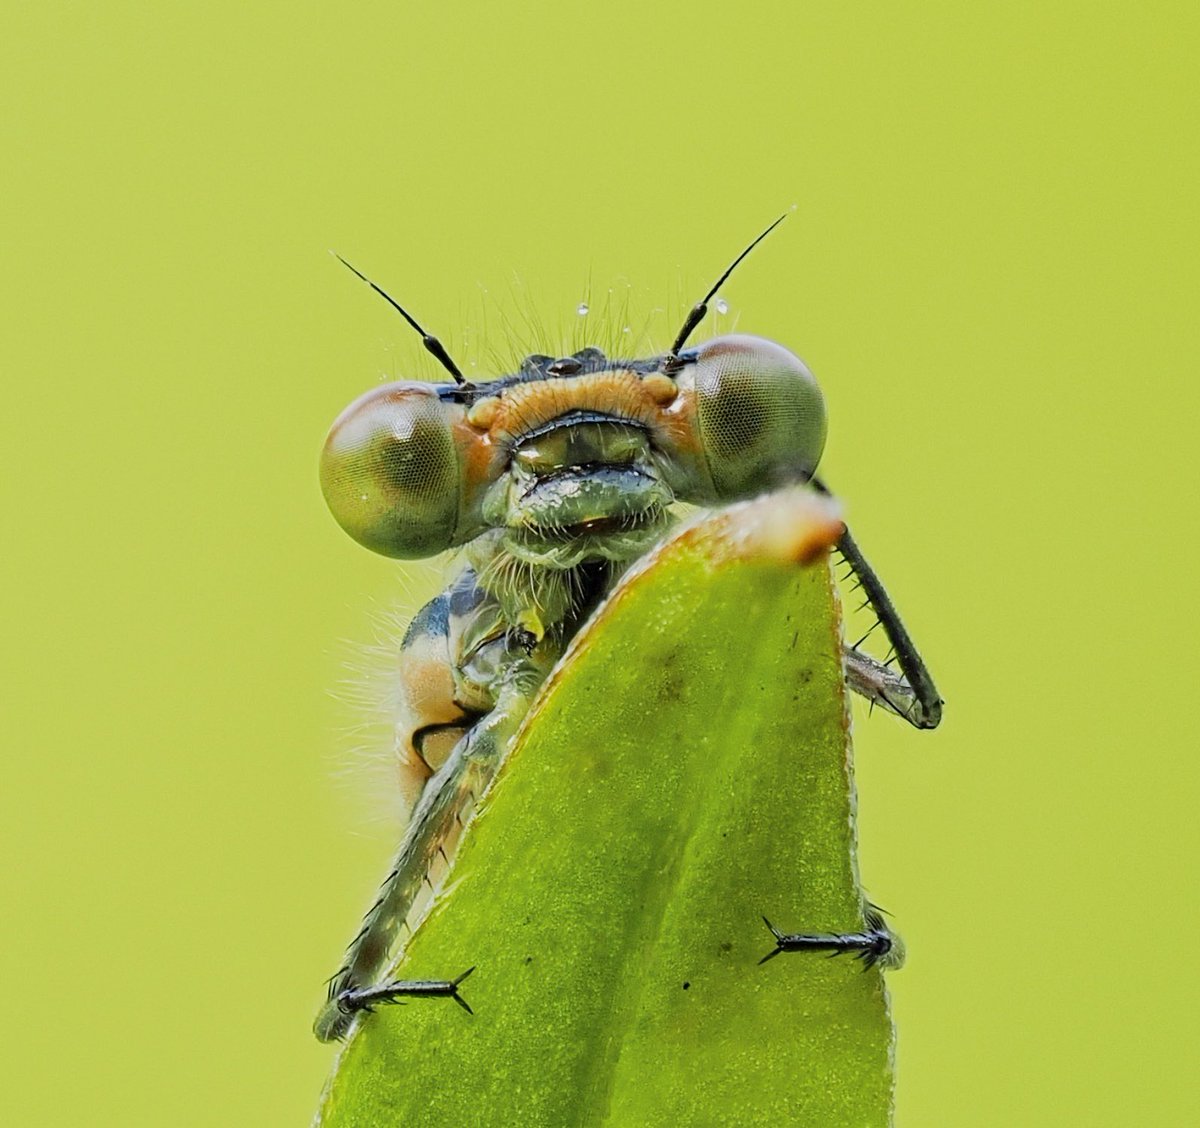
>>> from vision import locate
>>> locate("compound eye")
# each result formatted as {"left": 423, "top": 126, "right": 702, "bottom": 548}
{"left": 690, "top": 334, "right": 827, "bottom": 499}
{"left": 319, "top": 383, "right": 462, "bottom": 558}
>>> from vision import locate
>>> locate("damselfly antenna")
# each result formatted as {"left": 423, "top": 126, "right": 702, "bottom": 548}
{"left": 668, "top": 213, "right": 788, "bottom": 358}
{"left": 333, "top": 253, "right": 469, "bottom": 386}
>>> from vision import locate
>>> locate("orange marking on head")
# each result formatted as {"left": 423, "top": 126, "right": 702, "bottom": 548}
{"left": 488, "top": 370, "right": 665, "bottom": 444}
{"left": 467, "top": 396, "right": 500, "bottom": 429}
{"left": 641, "top": 373, "right": 679, "bottom": 405}
{"left": 452, "top": 413, "right": 505, "bottom": 506}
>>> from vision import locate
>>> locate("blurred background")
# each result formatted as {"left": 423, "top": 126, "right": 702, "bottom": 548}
{"left": 4, "top": 2, "right": 1197, "bottom": 1124}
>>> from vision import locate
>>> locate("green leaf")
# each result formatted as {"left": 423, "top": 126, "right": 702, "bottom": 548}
{"left": 316, "top": 489, "right": 895, "bottom": 1126}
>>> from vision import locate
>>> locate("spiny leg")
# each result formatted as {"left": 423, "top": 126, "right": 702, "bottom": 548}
{"left": 812, "top": 475, "right": 943, "bottom": 730}
{"left": 314, "top": 739, "right": 488, "bottom": 1041}
{"left": 759, "top": 906, "right": 903, "bottom": 971}
{"left": 314, "top": 672, "right": 543, "bottom": 1043}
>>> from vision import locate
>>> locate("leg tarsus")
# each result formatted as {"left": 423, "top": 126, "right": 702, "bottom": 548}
{"left": 336, "top": 966, "right": 476, "bottom": 1018}
{"left": 758, "top": 916, "right": 786, "bottom": 964}
{"left": 450, "top": 966, "right": 475, "bottom": 1014}
{"left": 758, "top": 907, "right": 902, "bottom": 971}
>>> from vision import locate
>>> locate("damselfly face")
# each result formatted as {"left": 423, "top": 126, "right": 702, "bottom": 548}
{"left": 320, "top": 334, "right": 827, "bottom": 573}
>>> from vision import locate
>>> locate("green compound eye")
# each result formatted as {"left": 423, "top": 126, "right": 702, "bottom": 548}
{"left": 689, "top": 334, "right": 827, "bottom": 500}
{"left": 320, "top": 382, "right": 462, "bottom": 558}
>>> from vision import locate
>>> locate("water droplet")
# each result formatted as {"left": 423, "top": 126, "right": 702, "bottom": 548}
{"left": 715, "top": 298, "right": 729, "bottom": 315}
{"left": 576, "top": 302, "right": 589, "bottom": 316}
{"left": 622, "top": 326, "right": 631, "bottom": 334}
{"left": 359, "top": 493, "right": 368, "bottom": 501}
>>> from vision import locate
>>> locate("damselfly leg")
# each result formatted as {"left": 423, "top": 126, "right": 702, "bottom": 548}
{"left": 813, "top": 477, "right": 943, "bottom": 730}
{"left": 759, "top": 906, "right": 904, "bottom": 971}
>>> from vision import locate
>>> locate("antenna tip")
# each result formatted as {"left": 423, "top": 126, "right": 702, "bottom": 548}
{"left": 331, "top": 252, "right": 369, "bottom": 285}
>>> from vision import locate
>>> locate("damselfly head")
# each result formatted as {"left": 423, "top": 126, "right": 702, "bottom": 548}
{"left": 321, "top": 219, "right": 826, "bottom": 566}
{"left": 320, "top": 334, "right": 826, "bottom": 562}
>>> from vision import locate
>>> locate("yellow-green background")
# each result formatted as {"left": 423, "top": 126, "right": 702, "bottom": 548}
{"left": 4, "top": 3, "right": 1196, "bottom": 1125}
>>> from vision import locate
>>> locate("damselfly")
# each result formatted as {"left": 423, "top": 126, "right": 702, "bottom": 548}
{"left": 314, "top": 218, "right": 941, "bottom": 1041}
